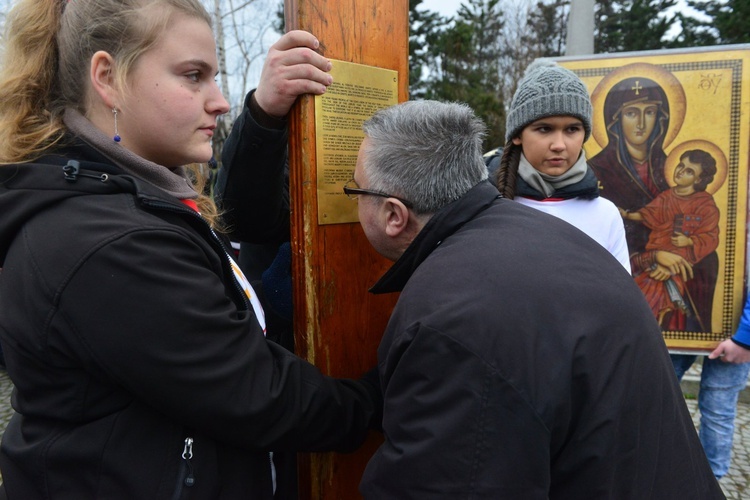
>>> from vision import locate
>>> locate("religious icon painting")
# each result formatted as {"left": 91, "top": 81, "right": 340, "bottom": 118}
{"left": 558, "top": 45, "right": 750, "bottom": 353}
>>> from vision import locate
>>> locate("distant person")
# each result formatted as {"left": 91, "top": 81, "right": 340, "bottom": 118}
{"left": 0, "top": 0, "right": 380, "bottom": 498}
{"left": 347, "top": 100, "right": 722, "bottom": 499}
{"left": 673, "top": 295, "right": 750, "bottom": 479}
{"left": 487, "top": 60, "right": 630, "bottom": 272}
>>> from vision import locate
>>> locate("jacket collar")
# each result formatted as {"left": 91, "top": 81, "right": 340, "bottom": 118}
{"left": 0, "top": 140, "right": 189, "bottom": 266}
{"left": 35, "top": 138, "right": 188, "bottom": 204}
{"left": 370, "top": 180, "right": 501, "bottom": 294}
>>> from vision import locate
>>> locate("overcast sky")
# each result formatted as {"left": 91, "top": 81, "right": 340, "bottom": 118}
{"left": 420, "top": 0, "right": 466, "bottom": 17}
{"left": 419, "top": 0, "right": 697, "bottom": 19}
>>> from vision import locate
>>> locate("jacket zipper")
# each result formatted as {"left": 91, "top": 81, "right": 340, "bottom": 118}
{"left": 148, "top": 199, "right": 275, "bottom": 493}
{"left": 270, "top": 451, "right": 276, "bottom": 494}
{"left": 182, "top": 437, "right": 195, "bottom": 487}
{"left": 171, "top": 437, "right": 195, "bottom": 500}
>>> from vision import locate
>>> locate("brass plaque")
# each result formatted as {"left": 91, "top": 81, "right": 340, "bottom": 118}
{"left": 314, "top": 60, "right": 398, "bottom": 225}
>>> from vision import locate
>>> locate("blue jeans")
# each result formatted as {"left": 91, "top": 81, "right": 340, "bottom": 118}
{"left": 671, "top": 354, "right": 750, "bottom": 478}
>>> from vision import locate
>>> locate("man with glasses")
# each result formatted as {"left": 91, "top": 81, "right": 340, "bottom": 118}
{"left": 344, "top": 179, "right": 414, "bottom": 208}
{"left": 350, "top": 100, "right": 722, "bottom": 499}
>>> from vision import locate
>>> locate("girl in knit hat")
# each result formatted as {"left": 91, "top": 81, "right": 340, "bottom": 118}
{"left": 487, "top": 59, "right": 631, "bottom": 272}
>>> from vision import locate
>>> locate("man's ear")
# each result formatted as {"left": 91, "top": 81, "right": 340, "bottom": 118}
{"left": 90, "top": 51, "right": 118, "bottom": 109}
{"left": 384, "top": 199, "right": 410, "bottom": 238}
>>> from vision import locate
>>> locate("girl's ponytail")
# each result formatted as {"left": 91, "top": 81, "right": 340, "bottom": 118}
{"left": 0, "top": 0, "right": 65, "bottom": 163}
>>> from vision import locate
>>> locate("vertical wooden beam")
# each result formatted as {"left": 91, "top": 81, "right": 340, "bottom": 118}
{"left": 283, "top": 1, "right": 408, "bottom": 498}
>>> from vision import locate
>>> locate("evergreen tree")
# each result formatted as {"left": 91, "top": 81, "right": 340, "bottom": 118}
{"left": 620, "top": 0, "right": 676, "bottom": 50}
{"left": 409, "top": 0, "right": 444, "bottom": 99}
{"left": 673, "top": 0, "right": 750, "bottom": 46}
{"left": 595, "top": 0, "right": 678, "bottom": 52}
{"left": 423, "top": 0, "right": 506, "bottom": 149}
{"left": 595, "top": 0, "right": 624, "bottom": 52}
{"left": 525, "top": 0, "right": 568, "bottom": 57}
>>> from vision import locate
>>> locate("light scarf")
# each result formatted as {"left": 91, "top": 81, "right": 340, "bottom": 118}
{"left": 518, "top": 150, "right": 589, "bottom": 199}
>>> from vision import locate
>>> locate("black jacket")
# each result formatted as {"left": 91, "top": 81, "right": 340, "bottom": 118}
{"left": 214, "top": 90, "right": 290, "bottom": 283}
{"left": 360, "top": 181, "right": 724, "bottom": 499}
{"left": 215, "top": 91, "right": 290, "bottom": 246}
{"left": 0, "top": 140, "right": 380, "bottom": 499}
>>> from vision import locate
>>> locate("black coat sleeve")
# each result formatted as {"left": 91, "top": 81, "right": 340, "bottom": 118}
{"left": 214, "top": 90, "right": 290, "bottom": 245}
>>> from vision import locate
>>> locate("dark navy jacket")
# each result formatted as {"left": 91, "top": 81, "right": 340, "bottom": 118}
{"left": 360, "top": 181, "right": 723, "bottom": 499}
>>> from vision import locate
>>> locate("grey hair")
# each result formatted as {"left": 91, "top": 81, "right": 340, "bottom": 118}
{"left": 361, "top": 100, "right": 488, "bottom": 215}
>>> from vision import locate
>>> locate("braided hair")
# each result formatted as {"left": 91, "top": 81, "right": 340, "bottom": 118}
{"left": 494, "top": 142, "right": 522, "bottom": 200}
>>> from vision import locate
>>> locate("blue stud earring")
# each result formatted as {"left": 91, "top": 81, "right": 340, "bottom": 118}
{"left": 112, "top": 107, "right": 121, "bottom": 143}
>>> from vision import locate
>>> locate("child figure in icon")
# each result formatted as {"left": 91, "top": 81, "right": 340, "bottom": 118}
{"left": 621, "top": 149, "right": 719, "bottom": 331}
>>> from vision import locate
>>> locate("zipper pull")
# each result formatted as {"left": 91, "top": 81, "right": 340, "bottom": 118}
{"left": 182, "top": 437, "right": 195, "bottom": 487}
{"left": 62, "top": 160, "right": 109, "bottom": 183}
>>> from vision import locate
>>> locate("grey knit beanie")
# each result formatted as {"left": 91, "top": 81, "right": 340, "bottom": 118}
{"left": 505, "top": 59, "right": 592, "bottom": 143}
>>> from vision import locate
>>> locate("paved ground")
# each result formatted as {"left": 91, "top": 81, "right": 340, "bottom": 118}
{"left": 0, "top": 368, "right": 744, "bottom": 496}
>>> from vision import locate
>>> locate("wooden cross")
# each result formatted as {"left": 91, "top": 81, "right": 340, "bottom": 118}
{"left": 284, "top": 0, "right": 408, "bottom": 498}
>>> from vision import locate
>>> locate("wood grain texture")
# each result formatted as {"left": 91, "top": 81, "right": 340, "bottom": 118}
{"left": 283, "top": 0, "right": 408, "bottom": 498}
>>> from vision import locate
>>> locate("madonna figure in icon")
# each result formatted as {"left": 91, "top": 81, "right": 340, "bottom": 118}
{"left": 589, "top": 76, "right": 672, "bottom": 253}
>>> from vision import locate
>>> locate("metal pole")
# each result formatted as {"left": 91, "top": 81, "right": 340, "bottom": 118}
{"left": 565, "top": 0, "right": 595, "bottom": 55}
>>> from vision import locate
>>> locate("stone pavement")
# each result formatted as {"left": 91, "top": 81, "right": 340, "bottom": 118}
{"left": 0, "top": 369, "right": 745, "bottom": 496}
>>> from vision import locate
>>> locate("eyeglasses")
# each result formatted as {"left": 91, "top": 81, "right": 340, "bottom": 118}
{"left": 343, "top": 179, "right": 413, "bottom": 208}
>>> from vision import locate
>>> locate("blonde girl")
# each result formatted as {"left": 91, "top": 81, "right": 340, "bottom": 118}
{"left": 0, "top": 0, "right": 380, "bottom": 497}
